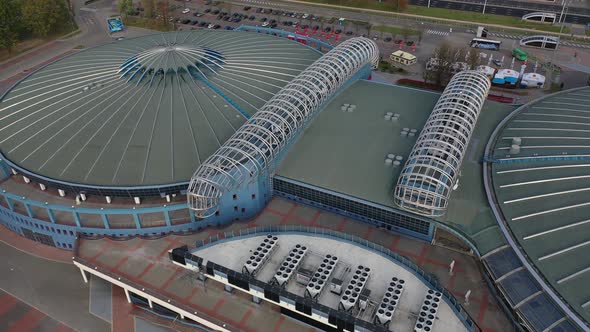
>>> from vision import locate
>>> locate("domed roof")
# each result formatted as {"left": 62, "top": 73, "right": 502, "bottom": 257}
{"left": 0, "top": 31, "right": 321, "bottom": 188}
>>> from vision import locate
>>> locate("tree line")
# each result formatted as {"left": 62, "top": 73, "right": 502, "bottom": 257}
{"left": 0, "top": 0, "right": 74, "bottom": 53}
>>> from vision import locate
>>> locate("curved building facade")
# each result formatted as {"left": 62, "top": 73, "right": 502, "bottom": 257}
{"left": 394, "top": 71, "right": 490, "bottom": 217}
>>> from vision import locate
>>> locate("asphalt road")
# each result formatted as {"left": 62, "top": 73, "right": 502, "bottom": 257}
{"left": 411, "top": 0, "right": 590, "bottom": 25}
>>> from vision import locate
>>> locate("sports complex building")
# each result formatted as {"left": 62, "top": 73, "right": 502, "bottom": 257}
{"left": 1, "top": 28, "right": 590, "bottom": 332}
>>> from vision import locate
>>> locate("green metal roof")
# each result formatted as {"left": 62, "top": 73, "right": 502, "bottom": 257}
{"left": 490, "top": 87, "right": 590, "bottom": 323}
{"left": 277, "top": 80, "right": 516, "bottom": 254}
{"left": 0, "top": 31, "right": 320, "bottom": 187}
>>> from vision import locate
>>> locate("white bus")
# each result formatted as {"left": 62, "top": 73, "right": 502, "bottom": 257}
{"left": 470, "top": 38, "right": 502, "bottom": 51}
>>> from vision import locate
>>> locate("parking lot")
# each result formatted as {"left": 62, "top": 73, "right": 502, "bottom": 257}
{"left": 131, "top": 0, "right": 417, "bottom": 57}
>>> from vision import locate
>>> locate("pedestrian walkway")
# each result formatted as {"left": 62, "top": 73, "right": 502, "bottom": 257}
{"left": 426, "top": 29, "right": 450, "bottom": 36}
{"left": 0, "top": 289, "right": 76, "bottom": 332}
{"left": 75, "top": 197, "right": 515, "bottom": 332}
{"left": 0, "top": 224, "right": 71, "bottom": 263}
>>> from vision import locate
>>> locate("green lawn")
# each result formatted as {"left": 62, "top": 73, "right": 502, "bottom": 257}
{"left": 297, "top": 0, "right": 569, "bottom": 34}
{"left": 124, "top": 16, "right": 173, "bottom": 32}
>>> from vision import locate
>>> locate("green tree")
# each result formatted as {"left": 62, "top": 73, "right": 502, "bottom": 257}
{"left": 467, "top": 50, "right": 480, "bottom": 69}
{"left": 0, "top": 0, "right": 22, "bottom": 53}
{"left": 397, "top": 0, "right": 408, "bottom": 12}
{"left": 118, "top": 0, "right": 133, "bottom": 17}
{"left": 141, "top": 0, "right": 155, "bottom": 18}
{"left": 22, "top": 0, "right": 69, "bottom": 37}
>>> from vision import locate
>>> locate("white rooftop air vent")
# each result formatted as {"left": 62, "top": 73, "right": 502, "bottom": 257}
{"left": 305, "top": 254, "right": 338, "bottom": 300}
{"left": 242, "top": 235, "right": 278, "bottom": 276}
{"left": 272, "top": 244, "right": 308, "bottom": 288}
{"left": 374, "top": 276, "right": 405, "bottom": 327}
{"left": 338, "top": 265, "right": 371, "bottom": 312}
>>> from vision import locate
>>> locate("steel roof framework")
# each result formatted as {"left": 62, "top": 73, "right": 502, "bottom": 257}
{"left": 394, "top": 71, "right": 491, "bottom": 217}
{"left": 188, "top": 37, "right": 379, "bottom": 217}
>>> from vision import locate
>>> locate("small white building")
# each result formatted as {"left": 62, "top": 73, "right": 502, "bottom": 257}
{"left": 520, "top": 73, "right": 545, "bottom": 88}
{"left": 390, "top": 51, "right": 417, "bottom": 66}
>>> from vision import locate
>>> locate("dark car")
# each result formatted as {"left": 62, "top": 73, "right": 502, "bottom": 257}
{"left": 213, "top": 24, "right": 221, "bottom": 29}
{"left": 243, "top": 6, "right": 251, "bottom": 11}
{"left": 249, "top": 15, "right": 255, "bottom": 20}
{"left": 225, "top": 25, "right": 233, "bottom": 30}
{"left": 191, "top": 20, "right": 198, "bottom": 25}
{"left": 270, "top": 23, "right": 277, "bottom": 28}
{"left": 345, "top": 31, "right": 353, "bottom": 35}
{"left": 394, "top": 39, "right": 403, "bottom": 44}
{"left": 324, "top": 27, "right": 331, "bottom": 32}
{"left": 406, "top": 41, "right": 414, "bottom": 46}
{"left": 199, "top": 21, "right": 208, "bottom": 26}
{"left": 212, "top": 9, "right": 220, "bottom": 14}
{"left": 335, "top": 29, "right": 342, "bottom": 34}
{"left": 224, "top": 16, "right": 230, "bottom": 21}
{"left": 233, "top": 18, "right": 241, "bottom": 23}
{"left": 270, "top": 19, "right": 276, "bottom": 24}
{"left": 384, "top": 36, "right": 392, "bottom": 42}
{"left": 255, "top": 8, "right": 262, "bottom": 13}
{"left": 217, "top": 14, "right": 223, "bottom": 19}
{"left": 260, "top": 17, "right": 267, "bottom": 22}
{"left": 312, "top": 25, "right": 319, "bottom": 30}
{"left": 204, "top": 8, "right": 211, "bottom": 13}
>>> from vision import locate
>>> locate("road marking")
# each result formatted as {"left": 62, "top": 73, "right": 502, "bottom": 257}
{"left": 426, "top": 29, "right": 449, "bottom": 36}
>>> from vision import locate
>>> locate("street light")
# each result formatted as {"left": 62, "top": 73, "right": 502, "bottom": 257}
{"left": 482, "top": 0, "right": 488, "bottom": 15}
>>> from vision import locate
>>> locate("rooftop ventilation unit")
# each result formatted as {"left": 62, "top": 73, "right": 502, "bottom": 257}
{"left": 305, "top": 254, "right": 338, "bottom": 300}
{"left": 414, "top": 289, "right": 442, "bottom": 332}
{"left": 271, "top": 244, "right": 308, "bottom": 288}
{"left": 374, "top": 277, "right": 406, "bottom": 328}
{"left": 242, "top": 235, "right": 278, "bottom": 277}
{"left": 338, "top": 265, "right": 371, "bottom": 312}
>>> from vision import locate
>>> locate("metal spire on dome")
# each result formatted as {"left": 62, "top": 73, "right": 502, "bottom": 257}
{"left": 187, "top": 37, "right": 379, "bottom": 217}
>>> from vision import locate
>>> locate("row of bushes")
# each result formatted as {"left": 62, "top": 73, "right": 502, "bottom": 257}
{"left": 378, "top": 60, "right": 406, "bottom": 74}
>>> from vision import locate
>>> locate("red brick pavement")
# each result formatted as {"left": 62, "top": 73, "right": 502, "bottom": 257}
{"left": 0, "top": 225, "right": 71, "bottom": 263}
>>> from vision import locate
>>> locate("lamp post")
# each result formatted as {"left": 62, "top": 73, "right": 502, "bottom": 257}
{"left": 482, "top": 0, "right": 488, "bottom": 14}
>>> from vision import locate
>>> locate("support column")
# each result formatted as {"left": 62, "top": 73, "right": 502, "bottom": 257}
{"left": 24, "top": 203, "right": 34, "bottom": 218}
{"left": 180, "top": 313, "right": 185, "bottom": 319}
{"left": 72, "top": 211, "right": 82, "bottom": 227}
{"left": 124, "top": 288, "right": 132, "bottom": 303}
{"left": 189, "top": 209, "right": 196, "bottom": 223}
{"left": 105, "top": 196, "right": 112, "bottom": 204}
{"left": 79, "top": 193, "right": 87, "bottom": 201}
{"left": 148, "top": 298, "right": 154, "bottom": 308}
{"left": 23, "top": 176, "right": 30, "bottom": 184}
{"left": 165, "top": 194, "right": 171, "bottom": 203}
{"left": 80, "top": 267, "right": 88, "bottom": 283}
{"left": 133, "top": 197, "right": 141, "bottom": 205}
{"left": 11, "top": 168, "right": 18, "bottom": 175}
{"left": 164, "top": 210, "right": 171, "bottom": 227}
{"left": 48, "top": 209, "right": 56, "bottom": 224}
{"left": 101, "top": 213, "right": 110, "bottom": 229}
{"left": 39, "top": 183, "right": 46, "bottom": 191}
{"left": 4, "top": 196, "right": 14, "bottom": 211}
{"left": 132, "top": 209, "right": 141, "bottom": 229}
{"left": 58, "top": 189, "right": 66, "bottom": 197}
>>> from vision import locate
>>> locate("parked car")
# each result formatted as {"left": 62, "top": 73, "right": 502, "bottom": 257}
{"left": 384, "top": 36, "right": 392, "bottom": 42}
{"left": 249, "top": 15, "right": 255, "bottom": 20}
{"left": 225, "top": 25, "right": 233, "bottom": 30}
{"left": 182, "top": 8, "right": 190, "bottom": 14}
{"left": 204, "top": 8, "right": 211, "bottom": 13}
{"left": 243, "top": 6, "right": 251, "bottom": 10}
{"left": 191, "top": 20, "right": 198, "bottom": 25}
{"left": 262, "top": 21, "right": 269, "bottom": 27}
{"left": 493, "top": 59, "right": 502, "bottom": 66}
{"left": 345, "top": 31, "right": 353, "bottom": 35}
{"left": 406, "top": 41, "right": 414, "bottom": 46}
{"left": 181, "top": 19, "right": 190, "bottom": 24}
{"left": 208, "top": 23, "right": 215, "bottom": 28}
